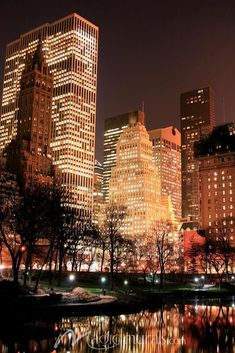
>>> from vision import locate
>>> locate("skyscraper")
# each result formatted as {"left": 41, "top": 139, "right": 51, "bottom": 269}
{"left": 103, "top": 110, "right": 145, "bottom": 203}
{"left": 4, "top": 40, "right": 54, "bottom": 188}
{"left": 109, "top": 120, "right": 173, "bottom": 239}
{"left": 180, "top": 87, "right": 215, "bottom": 221}
{"left": 0, "top": 13, "right": 99, "bottom": 216}
{"left": 195, "top": 123, "right": 235, "bottom": 240}
{"left": 148, "top": 126, "right": 181, "bottom": 222}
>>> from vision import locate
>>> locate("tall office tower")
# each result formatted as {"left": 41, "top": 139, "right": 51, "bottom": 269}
{"left": 195, "top": 123, "right": 235, "bottom": 241}
{"left": 149, "top": 126, "right": 181, "bottom": 222}
{"left": 103, "top": 110, "right": 145, "bottom": 203}
{"left": 0, "top": 13, "right": 99, "bottom": 216}
{"left": 5, "top": 40, "right": 54, "bottom": 188}
{"left": 180, "top": 87, "right": 215, "bottom": 221}
{"left": 109, "top": 120, "right": 172, "bottom": 240}
{"left": 93, "top": 159, "right": 104, "bottom": 225}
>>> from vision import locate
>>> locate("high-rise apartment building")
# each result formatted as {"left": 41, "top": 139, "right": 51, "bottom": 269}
{"left": 4, "top": 40, "right": 54, "bottom": 188}
{"left": 180, "top": 87, "right": 215, "bottom": 221}
{"left": 109, "top": 120, "right": 173, "bottom": 239}
{"left": 195, "top": 123, "right": 235, "bottom": 240}
{"left": 0, "top": 13, "right": 99, "bottom": 216}
{"left": 103, "top": 110, "right": 145, "bottom": 203}
{"left": 148, "top": 126, "right": 181, "bottom": 222}
{"left": 93, "top": 160, "right": 104, "bottom": 225}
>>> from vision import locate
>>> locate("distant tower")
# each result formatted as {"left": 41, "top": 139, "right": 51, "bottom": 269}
{"left": 5, "top": 39, "right": 55, "bottom": 188}
{"left": 148, "top": 126, "right": 182, "bottom": 222}
{"left": 109, "top": 120, "right": 171, "bottom": 239}
{"left": 180, "top": 87, "right": 215, "bottom": 221}
{"left": 103, "top": 110, "right": 145, "bottom": 203}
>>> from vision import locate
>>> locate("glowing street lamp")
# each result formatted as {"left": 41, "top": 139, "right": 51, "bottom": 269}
{"left": 101, "top": 276, "right": 106, "bottom": 284}
{"left": 124, "top": 280, "right": 128, "bottom": 286}
{"left": 69, "top": 274, "right": 75, "bottom": 282}
{"left": 194, "top": 277, "right": 199, "bottom": 283}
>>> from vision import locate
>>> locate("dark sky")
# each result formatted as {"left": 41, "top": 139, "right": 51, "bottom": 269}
{"left": 1, "top": 0, "right": 235, "bottom": 161}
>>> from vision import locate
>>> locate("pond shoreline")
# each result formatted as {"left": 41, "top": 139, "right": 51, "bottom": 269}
{"left": 1, "top": 288, "right": 235, "bottom": 318}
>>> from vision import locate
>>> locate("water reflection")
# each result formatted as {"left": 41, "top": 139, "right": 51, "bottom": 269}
{"left": 1, "top": 301, "right": 235, "bottom": 353}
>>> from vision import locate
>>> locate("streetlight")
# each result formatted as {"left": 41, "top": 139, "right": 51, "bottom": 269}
{"left": 201, "top": 275, "right": 205, "bottom": 280}
{"left": 69, "top": 274, "right": 75, "bottom": 282}
{"left": 194, "top": 277, "right": 199, "bottom": 283}
{"left": 101, "top": 276, "right": 106, "bottom": 284}
{"left": 100, "top": 276, "right": 107, "bottom": 296}
{"left": 124, "top": 280, "right": 128, "bottom": 294}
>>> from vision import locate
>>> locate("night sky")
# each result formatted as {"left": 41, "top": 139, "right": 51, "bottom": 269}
{"left": 1, "top": 0, "right": 235, "bottom": 161}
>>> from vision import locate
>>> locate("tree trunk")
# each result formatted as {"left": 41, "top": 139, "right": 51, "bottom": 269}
{"left": 13, "top": 267, "right": 19, "bottom": 285}
{"left": 143, "top": 269, "right": 146, "bottom": 284}
{"left": 23, "top": 249, "right": 31, "bottom": 286}
{"left": 34, "top": 248, "right": 51, "bottom": 292}
{"left": 110, "top": 239, "right": 114, "bottom": 290}
{"left": 100, "top": 245, "right": 105, "bottom": 272}
{"left": 57, "top": 250, "right": 63, "bottom": 286}
{"left": 159, "top": 268, "right": 164, "bottom": 291}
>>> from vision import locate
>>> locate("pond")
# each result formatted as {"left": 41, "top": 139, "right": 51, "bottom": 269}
{"left": 0, "top": 299, "right": 235, "bottom": 352}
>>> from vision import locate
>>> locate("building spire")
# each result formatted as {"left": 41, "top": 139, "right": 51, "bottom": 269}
{"left": 32, "top": 34, "right": 44, "bottom": 69}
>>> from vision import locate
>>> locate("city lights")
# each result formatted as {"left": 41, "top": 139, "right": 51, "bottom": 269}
{"left": 0, "top": 13, "right": 98, "bottom": 214}
{"left": 101, "top": 277, "right": 106, "bottom": 284}
{"left": 0, "top": 3, "right": 234, "bottom": 353}
{"left": 69, "top": 274, "right": 75, "bottom": 282}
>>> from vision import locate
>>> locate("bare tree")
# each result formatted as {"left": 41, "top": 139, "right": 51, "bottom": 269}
{"left": 102, "top": 204, "right": 126, "bottom": 289}
{"left": 0, "top": 173, "right": 52, "bottom": 285}
{"left": 196, "top": 228, "right": 235, "bottom": 288}
{"left": 153, "top": 224, "right": 174, "bottom": 290}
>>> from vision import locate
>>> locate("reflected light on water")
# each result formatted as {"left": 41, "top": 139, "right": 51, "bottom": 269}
{"left": 0, "top": 302, "right": 235, "bottom": 353}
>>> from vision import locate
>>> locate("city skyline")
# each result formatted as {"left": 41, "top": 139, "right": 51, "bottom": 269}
{"left": 0, "top": 6, "right": 235, "bottom": 352}
{"left": 1, "top": 0, "right": 235, "bottom": 161}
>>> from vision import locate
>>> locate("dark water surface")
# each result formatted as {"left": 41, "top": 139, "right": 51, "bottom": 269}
{"left": 1, "top": 298, "right": 235, "bottom": 353}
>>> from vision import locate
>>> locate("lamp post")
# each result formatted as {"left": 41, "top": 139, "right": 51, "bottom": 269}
{"left": 124, "top": 279, "right": 128, "bottom": 294}
{"left": 100, "top": 276, "right": 107, "bottom": 295}
{"left": 69, "top": 274, "right": 76, "bottom": 282}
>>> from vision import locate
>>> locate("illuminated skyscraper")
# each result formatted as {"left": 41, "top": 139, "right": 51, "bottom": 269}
{"left": 4, "top": 40, "right": 55, "bottom": 188}
{"left": 195, "top": 123, "right": 235, "bottom": 240}
{"left": 103, "top": 110, "right": 145, "bottom": 203}
{"left": 109, "top": 120, "right": 172, "bottom": 239}
{"left": 0, "top": 13, "right": 99, "bottom": 215}
{"left": 180, "top": 87, "right": 215, "bottom": 221}
{"left": 149, "top": 126, "right": 181, "bottom": 222}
